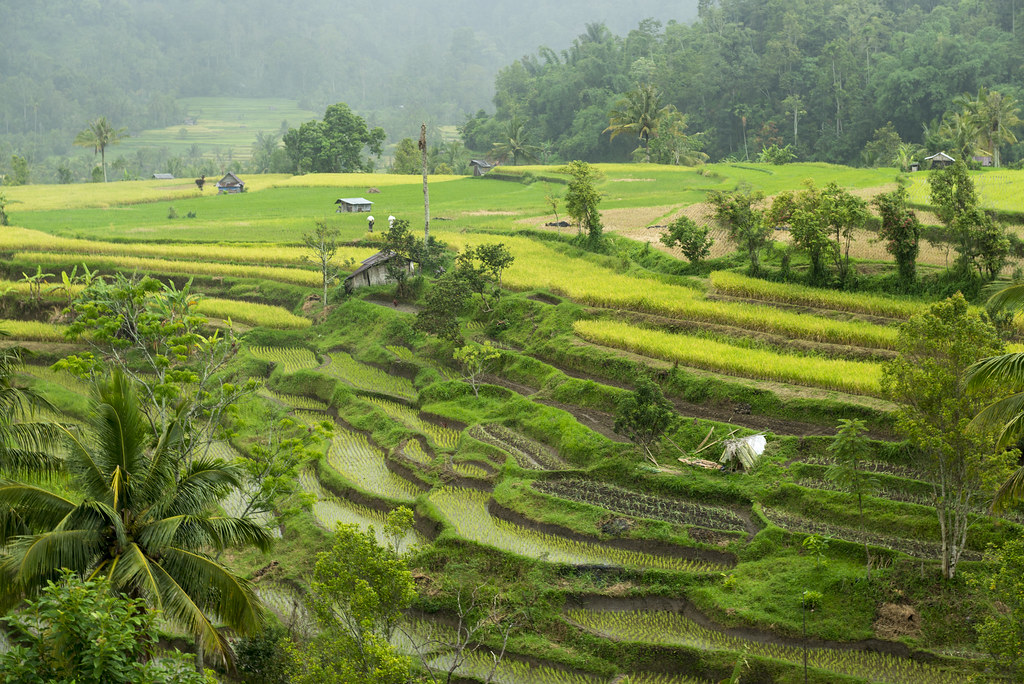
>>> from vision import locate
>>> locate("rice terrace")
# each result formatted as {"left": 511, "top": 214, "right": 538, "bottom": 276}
{"left": 2, "top": 155, "right": 1024, "bottom": 683}
{"left": 9, "top": 2, "right": 1024, "bottom": 683}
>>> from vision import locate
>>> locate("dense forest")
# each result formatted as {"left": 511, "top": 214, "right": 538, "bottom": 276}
{"left": 467, "top": 0, "right": 1024, "bottom": 165}
{"left": 4, "top": 0, "right": 1024, "bottom": 179}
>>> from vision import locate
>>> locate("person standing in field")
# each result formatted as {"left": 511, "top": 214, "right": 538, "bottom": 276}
{"left": 195, "top": 175, "right": 205, "bottom": 191}
{"left": 389, "top": 215, "right": 396, "bottom": 229}
{"left": 367, "top": 214, "right": 375, "bottom": 232}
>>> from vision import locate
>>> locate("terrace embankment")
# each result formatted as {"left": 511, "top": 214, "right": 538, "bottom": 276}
{"left": 565, "top": 594, "right": 934, "bottom": 661}
{"left": 488, "top": 499, "right": 737, "bottom": 568}
{"left": 521, "top": 338, "right": 897, "bottom": 440}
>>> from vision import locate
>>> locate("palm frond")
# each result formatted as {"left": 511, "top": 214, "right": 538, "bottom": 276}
{"left": 992, "top": 466, "right": 1024, "bottom": 513}
{"left": 61, "top": 424, "right": 109, "bottom": 501}
{"left": 983, "top": 282, "right": 1024, "bottom": 310}
{"left": 3, "top": 529, "right": 104, "bottom": 586}
{"left": 109, "top": 542, "right": 163, "bottom": 608}
{"left": 158, "top": 547, "right": 265, "bottom": 635}
{"left": 164, "top": 459, "right": 243, "bottom": 516}
{"left": 0, "top": 483, "right": 75, "bottom": 531}
{"left": 966, "top": 353, "right": 1024, "bottom": 391}
{"left": 149, "top": 555, "right": 236, "bottom": 665}
{"left": 90, "top": 371, "right": 149, "bottom": 483}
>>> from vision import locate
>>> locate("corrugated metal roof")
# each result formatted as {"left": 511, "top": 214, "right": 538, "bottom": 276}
{"left": 335, "top": 197, "right": 373, "bottom": 205}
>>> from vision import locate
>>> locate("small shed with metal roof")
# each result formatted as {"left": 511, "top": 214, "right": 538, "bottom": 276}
{"left": 216, "top": 172, "right": 245, "bottom": 193}
{"left": 470, "top": 160, "right": 494, "bottom": 177}
{"left": 925, "top": 152, "right": 955, "bottom": 169}
{"left": 335, "top": 197, "right": 374, "bottom": 213}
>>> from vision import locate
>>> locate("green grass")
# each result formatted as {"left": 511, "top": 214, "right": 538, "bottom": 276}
{"left": 111, "top": 97, "right": 319, "bottom": 162}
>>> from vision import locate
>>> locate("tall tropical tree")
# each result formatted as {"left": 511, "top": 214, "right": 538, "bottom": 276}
{"left": 0, "top": 372, "right": 272, "bottom": 664}
{"left": 959, "top": 87, "right": 1022, "bottom": 167}
{"left": 491, "top": 115, "right": 540, "bottom": 165}
{"left": 72, "top": 117, "right": 128, "bottom": 182}
{"left": 939, "top": 109, "right": 983, "bottom": 163}
{"left": 604, "top": 83, "right": 669, "bottom": 162}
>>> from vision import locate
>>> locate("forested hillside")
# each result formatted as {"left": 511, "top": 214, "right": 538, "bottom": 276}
{"left": 468, "top": 0, "right": 1024, "bottom": 165}
{"left": 0, "top": 1, "right": 694, "bottom": 148}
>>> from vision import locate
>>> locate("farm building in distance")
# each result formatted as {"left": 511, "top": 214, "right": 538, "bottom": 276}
{"left": 216, "top": 173, "right": 245, "bottom": 193}
{"left": 344, "top": 251, "right": 416, "bottom": 291}
{"left": 335, "top": 197, "right": 374, "bottom": 212}
{"left": 925, "top": 152, "right": 955, "bottom": 169}
{"left": 470, "top": 160, "right": 494, "bottom": 176}
{"left": 152, "top": 173, "right": 174, "bottom": 180}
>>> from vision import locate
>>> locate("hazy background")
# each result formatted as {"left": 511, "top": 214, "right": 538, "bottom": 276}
{"left": 0, "top": 1, "right": 698, "bottom": 141}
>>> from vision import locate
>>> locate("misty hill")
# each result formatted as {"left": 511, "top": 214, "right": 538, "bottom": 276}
{"left": 0, "top": 0, "right": 697, "bottom": 142}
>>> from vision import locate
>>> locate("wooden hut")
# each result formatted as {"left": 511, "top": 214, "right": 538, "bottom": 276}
{"left": 344, "top": 251, "right": 416, "bottom": 291}
{"left": 335, "top": 197, "right": 374, "bottom": 213}
{"left": 924, "top": 152, "right": 955, "bottom": 169}
{"left": 216, "top": 172, "right": 245, "bottom": 193}
{"left": 470, "top": 160, "right": 495, "bottom": 177}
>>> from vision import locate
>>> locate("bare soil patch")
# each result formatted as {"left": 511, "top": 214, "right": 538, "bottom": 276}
{"left": 874, "top": 603, "right": 922, "bottom": 640}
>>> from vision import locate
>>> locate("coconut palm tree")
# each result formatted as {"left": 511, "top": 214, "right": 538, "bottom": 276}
{"left": 491, "top": 115, "right": 540, "bottom": 166}
{"left": 0, "top": 371, "right": 272, "bottom": 664}
{"left": 604, "top": 83, "right": 669, "bottom": 163}
{"left": 939, "top": 109, "right": 982, "bottom": 162}
{"left": 73, "top": 117, "right": 128, "bottom": 182}
{"left": 967, "top": 283, "right": 1024, "bottom": 510}
{"left": 962, "top": 87, "right": 1022, "bottom": 167}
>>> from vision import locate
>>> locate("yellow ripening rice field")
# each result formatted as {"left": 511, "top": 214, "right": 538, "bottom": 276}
{"left": 15, "top": 251, "right": 323, "bottom": 286}
{"left": 0, "top": 319, "right": 68, "bottom": 342}
{"left": 0, "top": 179, "right": 210, "bottom": 211}
{"left": 0, "top": 227, "right": 376, "bottom": 268}
{"left": 197, "top": 298, "right": 310, "bottom": 329}
{"left": 573, "top": 319, "right": 883, "bottom": 396}
{"left": 442, "top": 233, "right": 897, "bottom": 349}
{"left": 709, "top": 271, "right": 929, "bottom": 319}
{"left": 269, "top": 172, "right": 462, "bottom": 188}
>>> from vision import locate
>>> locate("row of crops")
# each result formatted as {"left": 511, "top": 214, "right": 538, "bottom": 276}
{"left": 427, "top": 487, "right": 725, "bottom": 573}
{"left": 567, "top": 609, "right": 963, "bottom": 684}
{"left": 14, "top": 251, "right": 325, "bottom": 287}
{"left": 468, "top": 423, "right": 565, "bottom": 470}
{"left": 445, "top": 232, "right": 899, "bottom": 349}
{"left": 758, "top": 506, "right": 971, "bottom": 561}
{"left": 248, "top": 346, "right": 319, "bottom": 373}
{"left": 298, "top": 469, "right": 421, "bottom": 551}
{"left": 366, "top": 396, "right": 461, "bottom": 450}
{"left": 323, "top": 350, "right": 417, "bottom": 399}
{"left": 532, "top": 480, "right": 749, "bottom": 534}
{"left": 708, "top": 271, "right": 930, "bottom": 320}
{"left": 574, "top": 319, "right": 883, "bottom": 396}
{"left": 0, "top": 279, "right": 308, "bottom": 330}
{"left": 325, "top": 426, "right": 422, "bottom": 502}
{"left": 0, "top": 226, "right": 376, "bottom": 268}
